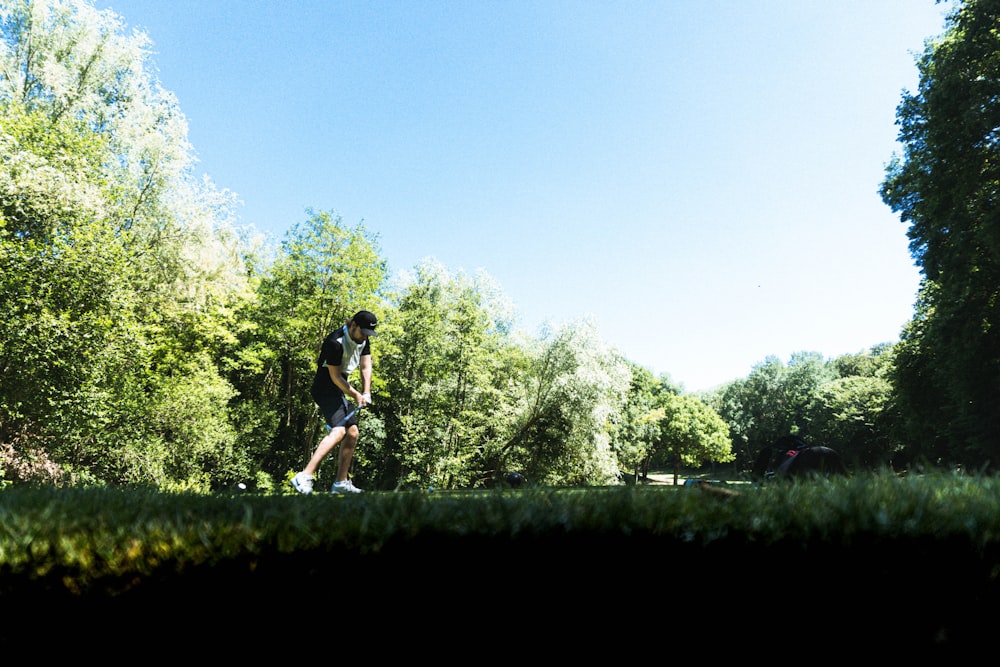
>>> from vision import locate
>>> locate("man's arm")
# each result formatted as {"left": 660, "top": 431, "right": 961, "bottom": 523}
{"left": 358, "top": 354, "right": 372, "bottom": 407}
{"left": 327, "top": 365, "right": 363, "bottom": 405}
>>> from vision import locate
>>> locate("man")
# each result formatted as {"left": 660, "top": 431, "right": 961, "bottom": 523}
{"left": 291, "top": 310, "right": 377, "bottom": 494}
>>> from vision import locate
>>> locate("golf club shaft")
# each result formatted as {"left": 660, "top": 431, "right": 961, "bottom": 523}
{"left": 333, "top": 403, "right": 363, "bottom": 428}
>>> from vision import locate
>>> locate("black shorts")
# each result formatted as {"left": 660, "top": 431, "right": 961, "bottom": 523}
{"left": 313, "top": 391, "right": 358, "bottom": 429}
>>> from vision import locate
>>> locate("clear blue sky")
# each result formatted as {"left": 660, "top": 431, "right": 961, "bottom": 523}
{"left": 98, "top": 0, "right": 952, "bottom": 391}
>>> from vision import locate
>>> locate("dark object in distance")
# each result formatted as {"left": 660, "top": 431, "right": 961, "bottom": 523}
{"left": 506, "top": 471, "right": 525, "bottom": 488}
{"left": 776, "top": 444, "right": 846, "bottom": 477}
{"left": 753, "top": 435, "right": 847, "bottom": 481}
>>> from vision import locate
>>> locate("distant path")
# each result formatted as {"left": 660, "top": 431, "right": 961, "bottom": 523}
{"left": 641, "top": 470, "right": 749, "bottom": 486}
{"left": 646, "top": 473, "right": 675, "bottom": 485}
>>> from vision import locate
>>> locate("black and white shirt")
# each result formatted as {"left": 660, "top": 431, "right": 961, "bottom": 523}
{"left": 311, "top": 325, "right": 371, "bottom": 396}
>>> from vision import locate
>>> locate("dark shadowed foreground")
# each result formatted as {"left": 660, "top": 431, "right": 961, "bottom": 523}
{"left": 1, "top": 478, "right": 996, "bottom": 659}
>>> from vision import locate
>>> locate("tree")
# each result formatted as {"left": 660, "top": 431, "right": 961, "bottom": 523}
{"left": 0, "top": 0, "right": 257, "bottom": 489}
{"left": 612, "top": 363, "right": 663, "bottom": 483}
{"left": 235, "top": 210, "right": 386, "bottom": 486}
{"left": 652, "top": 393, "right": 733, "bottom": 485}
{"left": 880, "top": 0, "right": 1000, "bottom": 467}
{"left": 374, "top": 259, "right": 518, "bottom": 490}
{"left": 806, "top": 346, "right": 900, "bottom": 470}
{"left": 500, "top": 318, "right": 631, "bottom": 486}
{"left": 711, "top": 352, "right": 835, "bottom": 474}
{"left": 0, "top": 101, "right": 132, "bottom": 483}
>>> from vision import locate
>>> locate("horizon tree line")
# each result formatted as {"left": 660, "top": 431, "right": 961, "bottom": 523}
{"left": 1, "top": 0, "right": 995, "bottom": 491}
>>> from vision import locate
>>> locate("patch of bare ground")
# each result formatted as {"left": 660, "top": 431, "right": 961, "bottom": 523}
{"left": 637, "top": 468, "right": 751, "bottom": 486}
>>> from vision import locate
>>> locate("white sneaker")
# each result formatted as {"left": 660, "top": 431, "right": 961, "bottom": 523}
{"left": 331, "top": 479, "right": 363, "bottom": 494}
{"left": 291, "top": 472, "right": 314, "bottom": 494}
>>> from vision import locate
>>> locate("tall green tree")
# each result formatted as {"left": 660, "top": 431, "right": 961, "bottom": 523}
{"left": 804, "top": 345, "right": 900, "bottom": 470}
{"left": 880, "top": 0, "right": 1000, "bottom": 467}
{"left": 0, "top": 0, "right": 256, "bottom": 489}
{"left": 235, "top": 210, "right": 386, "bottom": 487}
{"left": 712, "top": 351, "right": 835, "bottom": 473}
{"left": 651, "top": 393, "right": 733, "bottom": 485}
{"left": 0, "top": 101, "right": 133, "bottom": 483}
{"left": 374, "top": 259, "right": 518, "bottom": 490}
{"left": 502, "top": 318, "right": 631, "bottom": 486}
{"left": 612, "top": 363, "right": 664, "bottom": 483}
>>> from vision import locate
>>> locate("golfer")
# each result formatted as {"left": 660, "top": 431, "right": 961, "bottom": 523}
{"left": 291, "top": 310, "right": 377, "bottom": 494}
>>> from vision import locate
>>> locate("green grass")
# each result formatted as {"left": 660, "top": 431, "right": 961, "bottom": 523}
{"left": 3, "top": 472, "right": 999, "bottom": 577}
{"left": 1, "top": 472, "right": 997, "bottom": 656}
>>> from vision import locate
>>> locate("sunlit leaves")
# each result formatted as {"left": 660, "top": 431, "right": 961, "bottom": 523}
{"left": 655, "top": 393, "right": 733, "bottom": 471}
{"left": 0, "top": 0, "right": 259, "bottom": 489}
{"left": 510, "top": 317, "right": 632, "bottom": 486}
{"left": 377, "top": 259, "right": 515, "bottom": 489}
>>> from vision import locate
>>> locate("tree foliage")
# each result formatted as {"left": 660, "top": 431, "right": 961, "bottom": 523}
{"left": 0, "top": 0, "right": 255, "bottom": 490}
{"left": 710, "top": 347, "right": 894, "bottom": 474}
{"left": 880, "top": 0, "right": 1000, "bottom": 467}
{"left": 6, "top": 0, "right": 990, "bottom": 490}
{"left": 515, "top": 318, "right": 631, "bottom": 486}
{"left": 711, "top": 353, "right": 827, "bottom": 468}
{"left": 236, "top": 209, "right": 385, "bottom": 480}
{"left": 804, "top": 346, "right": 899, "bottom": 470}
{"left": 612, "top": 363, "right": 663, "bottom": 482}
{"left": 373, "top": 259, "right": 516, "bottom": 489}
{"left": 653, "top": 393, "right": 733, "bottom": 485}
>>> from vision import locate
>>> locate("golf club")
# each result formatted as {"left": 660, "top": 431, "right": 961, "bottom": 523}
{"left": 332, "top": 402, "right": 364, "bottom": 428}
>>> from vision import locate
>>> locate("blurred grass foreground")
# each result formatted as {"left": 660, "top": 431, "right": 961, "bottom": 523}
{"left": 1, "top": 472, "right": 997, "bottom": 655}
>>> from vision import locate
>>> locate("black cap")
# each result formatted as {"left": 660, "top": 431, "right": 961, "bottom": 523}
{"left": 353, "top": 310, "right": 378, "bottom": 336}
